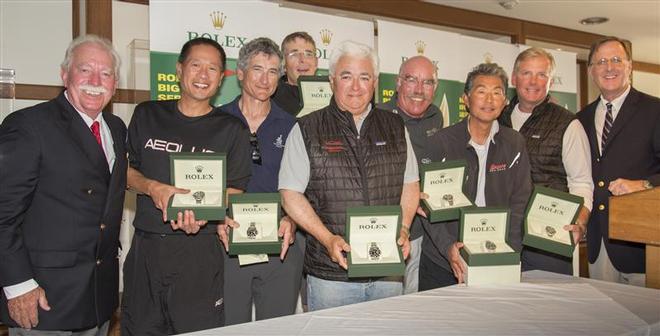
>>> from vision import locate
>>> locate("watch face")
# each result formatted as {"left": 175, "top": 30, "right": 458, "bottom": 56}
{"left": 246, "top": 222, "right": 258, "bottom": 239}
{"left": 485, "top": 240, "right": 497, "bottom": 252}
{"left": 368, "top": 242, "right": 382, "bottom": 261}
{"left": 545, "top": 225, "right": 557, "bottom": 238}
{"left": 442, "top": 194, "right": 454, "bottom": 206}
{"left": 193, "top": 191, "right": 205, "bottom": 204}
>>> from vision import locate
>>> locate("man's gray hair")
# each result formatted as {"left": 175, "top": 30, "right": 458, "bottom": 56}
{"left": 237, "top": 37, "right": 283, "bottom": 71}
{"left": 328, "top": 40, "right": 379, "bottom": 77}
{"left": 61, "top": 34, "right": 121, "bottom": 79}
{"left": 463, "top": 63, "right": 508, "bottom": 95}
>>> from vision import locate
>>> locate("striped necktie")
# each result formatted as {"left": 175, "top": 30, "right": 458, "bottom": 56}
{"left": 601, "top": 102, "right": 613, "bottom": 152}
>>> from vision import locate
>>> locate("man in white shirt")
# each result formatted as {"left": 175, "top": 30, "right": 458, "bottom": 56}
{"left": 577, "top": 37, "right": 660, "bottom": 286}
{"left": 499, "top": 47, "right": 593, "bottom": 275}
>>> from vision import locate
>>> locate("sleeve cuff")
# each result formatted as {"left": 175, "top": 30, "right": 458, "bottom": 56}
{"left": 3, "top": 279, "right": 39, "bottom": 299}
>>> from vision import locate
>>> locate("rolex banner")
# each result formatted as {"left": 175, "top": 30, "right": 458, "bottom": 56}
{"left": 376, "top": 20, "right": 578, "bottom": 125}
{"left": 149, "top": 0, "right": 373, "bottom": 106}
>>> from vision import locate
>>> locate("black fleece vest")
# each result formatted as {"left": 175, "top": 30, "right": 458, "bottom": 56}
{"left": 501, "top": 96, "right": 575, "bottom": 191}
{"left": 298, "top": 99, "right": 407, "bottom": 281}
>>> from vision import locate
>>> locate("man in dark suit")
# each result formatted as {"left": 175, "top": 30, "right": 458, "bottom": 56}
{"left": 577, "top": 36, "right": 660, "bottom": 286}
{"left": 0, "top": 35, "right": 127, "bottom": 335}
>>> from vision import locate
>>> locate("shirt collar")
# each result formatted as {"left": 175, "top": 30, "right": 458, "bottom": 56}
{"left": 599, "top": 85, "right": 631, "bottom": 111}
{"left": 64, "top": 90, "right": 104, "bottom": 127}
{"left": 466, "top": 116, "right": 500, "bottom": 147}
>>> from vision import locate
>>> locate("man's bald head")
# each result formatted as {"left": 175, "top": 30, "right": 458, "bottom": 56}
{"left": 395, "top": 55, "right": 438, "bottom": 118}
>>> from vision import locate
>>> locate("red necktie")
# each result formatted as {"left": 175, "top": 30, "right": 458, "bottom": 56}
{"left": 91, "top": 121, "right": 103, "bottom": 149}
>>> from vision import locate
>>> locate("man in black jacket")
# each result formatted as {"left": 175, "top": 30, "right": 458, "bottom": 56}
{"left": 0, "top": 35, "right": 127, "bottom": 335}
{"left": 377, "top": 55, "right": 443, "bottom": 294}
{"left": 577, "top": 36, "right": 660, "bottom": 286}
{"left": 499, "top": 47, "right": 593, "bottom": 276}
{"left": 420, "top": 63, "right": 533, "bottom": 289}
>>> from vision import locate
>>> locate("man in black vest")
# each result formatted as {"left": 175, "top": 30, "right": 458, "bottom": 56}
{"left": 0, "top": 35, "right": 127, "bottom": 335}
{"left": 577, "top": 37, "right": 659, "bottom": 286}
{"left": 499, "top": 47, "right": 593, "bottom": 275}
{"left": 279, "top": 40, "right": 420, "bottom": 311}
{"left": 272, "top": 32, "right": 319, "bottom": 116}
{"left": 377, "top": 55, "right": 443, "bottom": 294}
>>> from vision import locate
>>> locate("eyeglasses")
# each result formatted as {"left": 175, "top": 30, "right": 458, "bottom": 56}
{"left": 590, "top": 56, "right": 626, "bottom": 68}
{"left": 249, "top": 132, "right": 262, "bottom": 165}
{"left": 400, "top": 75, "right": 437, "bottom": 88}
{"left": 286, "top": 50, "right": 316, "bottom": 59}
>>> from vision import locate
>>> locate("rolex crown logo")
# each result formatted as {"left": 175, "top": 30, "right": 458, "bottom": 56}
{"left": 483, "top": 52, "right": 494, "bottom": 64}
{"left": 253, "top": 204, "right": 259, "bottom": 207}
{"left": 370, "top": 217, "right": 377, "bottom": 224}
{"left": 480, "top": 218, "right": 488, "bottom": 225}
{"left": 195, "top": 165, "right": 203, "bottom": 173}
{"left": 415, "top": 40, "right": 426, "bottom": 55}
{"left": 210, "top": 11, "right": 227, "bottom": 30}
{"left": 551, "top": 201, "right": 558, "bottom": 207}
{"left": 319, "top": 29, "right": 333, "bottom": 46}
{"left": 440, "top": 174, "right": 445, "bottom": 179}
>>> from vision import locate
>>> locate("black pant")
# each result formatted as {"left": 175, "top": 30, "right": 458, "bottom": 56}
{"left": 521, "top": 246, "right": 573, "bottom": 275}
{"left": 223, "top": 240, "right": 304, "bottom": 325}
{"left": 418, "top": 252, "right": 458, "bottom": 290}
{"left": 121, "top": 231, "right": 225, "bottom": 335}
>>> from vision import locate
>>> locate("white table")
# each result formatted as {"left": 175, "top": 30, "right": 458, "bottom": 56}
{"left": 185, "top": 271, "right": 660, "bottom": 335}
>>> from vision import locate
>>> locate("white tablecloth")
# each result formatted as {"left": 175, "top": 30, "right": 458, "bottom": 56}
{"left": 185, "top": 271, "right": 660, "bottom": 335}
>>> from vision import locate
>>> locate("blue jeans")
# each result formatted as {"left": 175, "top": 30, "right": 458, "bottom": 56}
{"left": 307, "top": 274, "right": 402, "bottom": 311}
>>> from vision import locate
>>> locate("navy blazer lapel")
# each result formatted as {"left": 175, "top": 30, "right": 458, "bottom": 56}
{"left": 581, "top": 100, "right": 600, "bottom": 159}
{"left": 55, "top": 93, "right": 111, "bottom": 180}
{"left": 602, "top": 88, "right": 641, "bottom": 154}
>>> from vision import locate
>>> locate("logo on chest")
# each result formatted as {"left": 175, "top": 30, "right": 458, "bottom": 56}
{"left": 488, "top": 163, "right": 507, "bottom": 173}
{"left": 322, "top": 139, "right": 345, "bottom": 153}
{"left": 273, "top": 134, "right": 284, "bottom": 149}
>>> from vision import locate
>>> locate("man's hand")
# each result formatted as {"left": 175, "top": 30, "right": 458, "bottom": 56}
{"left": 321, "top": 234, "right": 351, "bottom": 270}
{"left": 278, "top": 216, "right": 296, "bottom": 260}
{"left": 608, "top": 178, "right": 647, "bottom": 196}
{"left": 398, "top": 226, "right": 411, "bottom": 259}
{"left": 447, "top": 242, "right": 467, "bottom": 284}
{"left": 7, "top": 287, "right": 50, "bottom": 330}
{"left": 564, "top": 223, "right": 586, "bottom": 246}
{"left": 217, "top": 216, "right": 240, "bottom": 251}
{"left": 146, "top": 180, "right": 189, "bottom": 221}
{"left": 417, "top": 192, "right": 429, "bottom": 218}
{"left": 169, "top": 210, "right": 207, "bottom": 235}
{"left": 564, "top": 205, "right": 589, "bottom": 245}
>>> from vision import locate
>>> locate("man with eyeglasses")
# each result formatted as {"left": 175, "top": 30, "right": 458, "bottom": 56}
{"left": 419, "top": 63, "right": 533, "bottom": 289}
{"left": 376, "top": 55, "right": 443, "bottom": 294}
{"left": 576, "top": 36, "right": 660, "bottom": 286}
{"left": 279, "top": 40, "right": 420, "bottom": 310}
{"left": 122, "top": 38, "right": 251, "bottom": 334}
{"left": 217, "top": 37, "right": 301, "bottom": 325}
{"left": 272, "top": 32, "right": 319, "bottom": 116}
{"left": 498, "top": 47, "right": 593, "bottom": 276}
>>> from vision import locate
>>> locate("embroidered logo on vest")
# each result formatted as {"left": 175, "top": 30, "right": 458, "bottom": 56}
{"left": 322, "top": 139, "right": 345, "bottom": 153}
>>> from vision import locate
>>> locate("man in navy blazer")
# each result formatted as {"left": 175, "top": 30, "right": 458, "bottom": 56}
{"left": 0, "top": 35, "right": 127, "bottom": 334}
{"left": 577, "top": 36, "right": 660, "bottom": 286}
